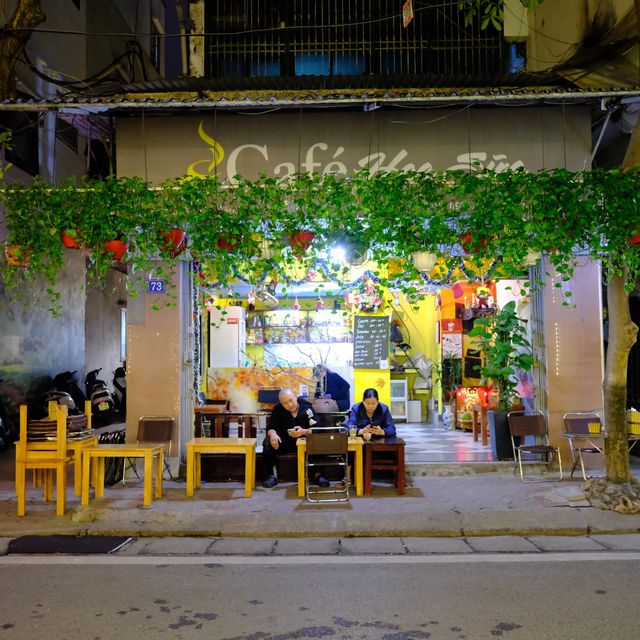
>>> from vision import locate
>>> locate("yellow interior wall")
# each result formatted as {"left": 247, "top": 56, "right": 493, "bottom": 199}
{"left": 204, "top": 272, "right": 440, "bottom": 421}
{"left": 389, "top": 292, "right": 438, "bottom": 419}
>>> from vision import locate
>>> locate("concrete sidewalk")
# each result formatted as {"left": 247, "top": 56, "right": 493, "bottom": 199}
{"left": 1, "top": 444, "right": 640, "bottom": 539}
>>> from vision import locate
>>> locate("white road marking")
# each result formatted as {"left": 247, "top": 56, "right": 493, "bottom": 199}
{"left": 0, "top": 552, "right": 638, "bottom": 565}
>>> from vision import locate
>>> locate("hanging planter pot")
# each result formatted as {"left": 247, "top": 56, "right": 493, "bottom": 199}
{"left": 102, "top": 239, "right": 129, "bottom": 261}
{"left": 217, "top": 236, "right": 238, "bottom": 254}
{"left": 251, "top": 234, "right": 277, "bottom": 260}
{"left": 459, "top": 233, "right": 488, "bottom": 255}
{"left": 346, "top": 242, "right": 369, "bottom": 266}
{"left": 61, "top": 230, "right": 82, "bottom": 249}
{"left": 287, "top": 230, "right": 315, "bottom": 257}
{"left": 161, "top": 229, "right": 187, "bottom": 257}
{"left": 412, "top": 251, "right": 438, "bottom": 272}
{"left": 4, "top": 243, "right": 31, "bottom": 267}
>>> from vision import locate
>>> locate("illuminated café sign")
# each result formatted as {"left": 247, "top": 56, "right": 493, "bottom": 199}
{"left": 186, "top": 121, "right": 525, "bottom": 183}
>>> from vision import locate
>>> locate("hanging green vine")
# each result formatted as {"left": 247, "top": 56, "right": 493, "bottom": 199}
{"left": 2, "top": 167, "right": 640, "bottom": 315}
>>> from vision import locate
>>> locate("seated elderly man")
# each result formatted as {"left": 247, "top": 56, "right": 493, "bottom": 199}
{"left": 262, "top": 387, "right": 328, "bottom": 489}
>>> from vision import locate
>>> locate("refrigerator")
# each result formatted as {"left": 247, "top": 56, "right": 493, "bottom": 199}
{"left": 209, "top": 306, "right": 246, "bottom": 368}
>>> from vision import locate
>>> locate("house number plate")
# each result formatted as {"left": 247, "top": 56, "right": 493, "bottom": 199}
{"left": 147, "top": 279, "right": 166, "bottom": 294}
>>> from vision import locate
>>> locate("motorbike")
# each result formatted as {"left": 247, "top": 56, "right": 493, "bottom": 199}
{"left": 51, "top": 371, "right": 86, "bottom": 410}
{"left": 112, "top": 366, "right": 126, "bottom": 417}
{"left": 85, "top": 368, "right": 116, "bottom": 426}
{"left": 44, "top": 370, "right": 86, "bottom": 415}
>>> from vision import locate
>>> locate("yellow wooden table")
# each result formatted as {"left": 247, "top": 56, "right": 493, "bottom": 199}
{"left": 296, "top": 437, "right": 364, "bottom": 497}
{"left": 27, "top": 435, "right": 99, "bottom": 496}
{"left": 81, "top": 443, "right": 164, "bottom": 507}
{"left": 186, "top": 437, "right": 257, "bottom": 498}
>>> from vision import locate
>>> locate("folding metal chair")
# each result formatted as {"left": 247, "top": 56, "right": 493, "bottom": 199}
{"left": 507, "top": 410, "right": 563, "bottom": 482}
{"left": 305, "top": 426, "right": 349, "bottom": 503}
{"left": 562, "top": 412, "right": 605, "bottom": 480}
{"left": 123, "top": 416, "right": 174, "bottom": 482}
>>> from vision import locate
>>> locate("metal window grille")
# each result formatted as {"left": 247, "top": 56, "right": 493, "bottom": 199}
{"left": 204, "top": 0, "right": 506, "bottom": 80}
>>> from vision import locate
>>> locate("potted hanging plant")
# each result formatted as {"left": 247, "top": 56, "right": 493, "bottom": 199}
{"left": 467, "top": 300, "right": 534, "bottom": 460}
{"left": 77, "top": 177, "right": 144, "bottom": 285}
{"left": 161, "top": 228, "right": 187, "bottom": 257}
{"left": 60, "top": 229, "right": 83, "bottom": 249}
{"left": 102, "top": 238, "right": 129, "bottom": 261}
{"left": 287, "top": 229, "right": 315, "bottom": 256}
{"left": 3, "top": 242, "right": 31, "bottom": 266}
{"left": 0, "top": 178, "right": 66, "bottom": 313}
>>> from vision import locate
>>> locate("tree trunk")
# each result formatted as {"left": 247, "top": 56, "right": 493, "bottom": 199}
{"left": 603, "top": 272, "right": 637, "bottom": 482}
{"left": 599, "top": 106, "right": 640, "bottom": 484}
{"left": 0, "top": 0, "right": 45, "bottom": 101}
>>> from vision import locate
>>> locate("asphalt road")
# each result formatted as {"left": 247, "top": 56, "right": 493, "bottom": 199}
{"left": 0, "top": 549, "right": 638, "bottom": 639}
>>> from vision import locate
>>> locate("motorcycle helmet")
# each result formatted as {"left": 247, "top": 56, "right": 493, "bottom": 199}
{"left": 45, "top": 390, "right": 76, "bottom": 412}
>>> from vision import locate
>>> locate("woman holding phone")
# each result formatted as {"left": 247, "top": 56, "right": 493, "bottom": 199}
{"left": 347, "top": 388, "right": 396, "bottom": 440}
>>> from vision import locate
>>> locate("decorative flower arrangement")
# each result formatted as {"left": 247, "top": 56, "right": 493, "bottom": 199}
{"left": 345, "top": 275, "right": 384, "bottom": 313}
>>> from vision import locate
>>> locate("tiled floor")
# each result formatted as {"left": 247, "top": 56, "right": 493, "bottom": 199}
{"left": 396, "top": 421, "right": 495, "bottom": 463}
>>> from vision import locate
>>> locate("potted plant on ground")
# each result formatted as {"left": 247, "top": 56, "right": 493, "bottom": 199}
{"left": 459, "top": 411, "right": 473, "bottom": 431}
{"left": 433, "top": 355, "right": 462, "bottom": 430}
{"left": 467, "top": 300, "right": 534, "bottom": 459}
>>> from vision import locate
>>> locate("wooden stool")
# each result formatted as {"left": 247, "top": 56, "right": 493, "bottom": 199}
{"left": 364, "top": 437, "right": 405, "bottom": 495}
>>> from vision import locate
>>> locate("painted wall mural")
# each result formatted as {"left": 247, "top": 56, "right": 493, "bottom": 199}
{"left": 207, "top": 366, "right": 314, "bottom": 412}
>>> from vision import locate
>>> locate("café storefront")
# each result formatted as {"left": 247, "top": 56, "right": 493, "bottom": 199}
{"left": 115, "top": 105, "right": 604, "bottom": 470}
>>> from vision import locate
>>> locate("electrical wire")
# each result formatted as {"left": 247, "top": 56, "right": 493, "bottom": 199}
{"left": 20, "top": 41, "right": 147, "bottom": 95}
{"left": 3, "top": 0, "right": 576, "bottom": 46}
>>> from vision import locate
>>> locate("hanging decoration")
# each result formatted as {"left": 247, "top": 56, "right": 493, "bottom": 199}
{"left": 346, "top": 274, "right": 384, "bottom": 313}
{"left": 247, "top": 289, "right": 256, "bottom": 311}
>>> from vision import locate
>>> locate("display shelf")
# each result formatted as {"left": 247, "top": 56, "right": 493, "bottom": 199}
{"left": 247, "top": 310, "right": 352, "bottom": 346}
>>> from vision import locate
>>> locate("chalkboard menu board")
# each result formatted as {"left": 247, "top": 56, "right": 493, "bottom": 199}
{"left": 353, "top": 315, "right": 390, "bottom": 369}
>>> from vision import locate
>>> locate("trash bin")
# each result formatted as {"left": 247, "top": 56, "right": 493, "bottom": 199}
{"left": 407, "top": 400, "right": 422, "bottom": 422}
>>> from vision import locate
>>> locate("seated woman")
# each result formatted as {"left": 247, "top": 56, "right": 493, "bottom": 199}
{"left": 347, "top": 388, "right": 396, "bottom": 439}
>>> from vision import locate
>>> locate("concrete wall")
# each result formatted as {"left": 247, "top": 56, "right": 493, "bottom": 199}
{"left": 528, "top": 0, "right": 634, "bottom": 72}
{"left": 543, "top": 259, "right": 605, "bottom": 468}
{"left": 0, "top": 250, "right": 86, "bottom": 415}
{"left": 126, "top": 268, "right": 183, "bottom": 469}
{"left": 85, "top": 266, "right": 128, "bottom": 393}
